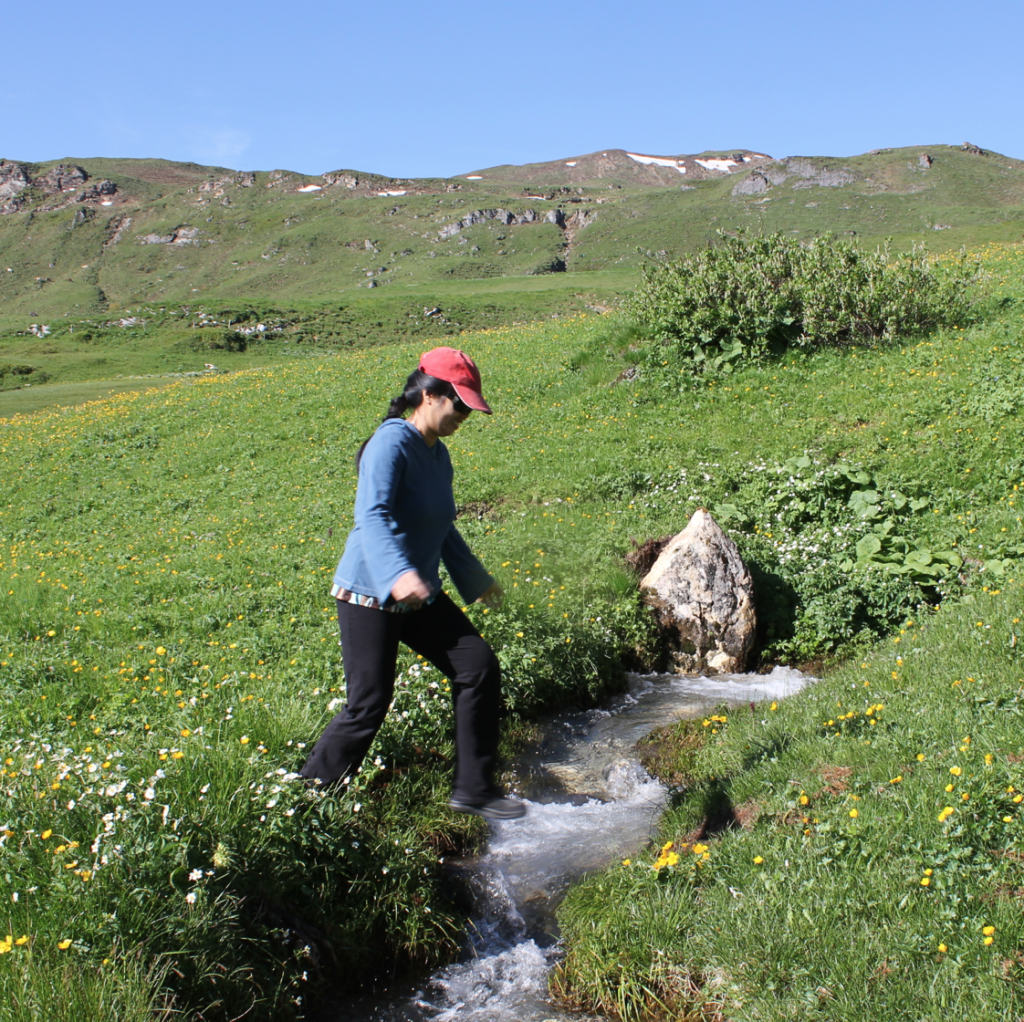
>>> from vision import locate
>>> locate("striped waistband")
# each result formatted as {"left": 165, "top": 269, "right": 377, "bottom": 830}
{"left": 330, "top": 583, "right": 434, "bottom": 614}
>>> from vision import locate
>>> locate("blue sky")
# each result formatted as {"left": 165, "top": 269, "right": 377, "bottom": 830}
{"left": 5, "top": 0, "right": 1021, "bottom": 177}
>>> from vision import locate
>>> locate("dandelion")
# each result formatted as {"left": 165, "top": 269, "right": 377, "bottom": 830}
{"left": 849, "top": 809, "right": 859, "bottom": 818}
{"left": 938, "top": 943, "right": 947, "bottom": 953}
{"left": 753, "top": 856, "right": 764, "bottom": 865}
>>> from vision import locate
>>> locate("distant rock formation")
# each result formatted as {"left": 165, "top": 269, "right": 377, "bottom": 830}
{"left": 76, "top": 179, "right": 117, "bottom": 202}
{"left": 639, "top": 509, "right": 757, "bottom": 674}
{"left": 39, "top": 164, "right": 88, "bottom": 193}
{"left": 0, "top": 161, "right": 31, "bottom": 212}
{"left": 961, "top": 142, "right": 986, "bottom": 156}
{"left": 323, "top": 171, "right": 360, "bottom": 189}
{"left": 919, "top": 152, "right": 933, "bottom": 168}
{"left": 439, "top": 208, "right": 548, "bottom": 238}
{"left": 730, "top": 158, "right": 854, "bottom": 197}
{"left": 732, "top": 170, "right": 770, "bottom": 196}
{"left": 140, "top": 226, "right": 200, "bottom": 246}
{"left": 199, "top": 172, "right": 255, "bottom": 198}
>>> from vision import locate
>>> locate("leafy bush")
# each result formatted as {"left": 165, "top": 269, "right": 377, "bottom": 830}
{"left": 713, "top": 455, "right": 962, "bottom": 660}
{"left": 624, "top": 231, "right": 977, "bottom": 378}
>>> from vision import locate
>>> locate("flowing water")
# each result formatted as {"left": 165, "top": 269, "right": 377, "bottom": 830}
{"left": 331, "top": 666, "right": 812, "bottom": 1022}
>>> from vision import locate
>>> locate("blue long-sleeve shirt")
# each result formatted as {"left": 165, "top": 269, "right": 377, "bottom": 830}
{"left": 332, "top": 418, "right": 494, "bottom": 606}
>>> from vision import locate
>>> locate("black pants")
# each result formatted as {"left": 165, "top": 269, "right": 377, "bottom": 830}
{"left": 300, "top": 591, "right": 503, "bottom": 802}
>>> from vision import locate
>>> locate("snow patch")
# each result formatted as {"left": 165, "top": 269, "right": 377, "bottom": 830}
{"left": 376, "top": 190, "right": 407, "bottom": 196}
{"left": 101, "top": 200, "right": 113, "bottom": 206}
{"left": 466, "top": 175, "right": 483, "bottom": 180}
{"left": 565, "top": 161, "right": 577, "bottom": 167}
{"left": 695, "top": 158, "right": 738, "bottom": 172}
{"left": 625, "top": 152, "right": 687, "bottom": 174}
{"left": 297, "top": 184, "right": 322, "bottom": 192}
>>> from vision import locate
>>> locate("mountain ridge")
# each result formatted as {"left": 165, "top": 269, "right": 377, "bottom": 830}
{"left": 1, "top": 142, "right": 1022, "bottom": 331}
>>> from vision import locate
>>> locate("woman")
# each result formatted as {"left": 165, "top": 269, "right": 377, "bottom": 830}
{"left": 300, "top": 347, "right": 526, "bottom": 820}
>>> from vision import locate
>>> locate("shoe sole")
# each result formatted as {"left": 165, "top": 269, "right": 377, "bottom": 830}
{"left": 448, "top": 800, "right": 527, "bottom": 820}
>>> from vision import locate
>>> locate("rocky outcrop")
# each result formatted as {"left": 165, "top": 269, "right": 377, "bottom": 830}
{"left": 76, "top": 179, "right": 117, "bottom": 201}
{"left": 731, "top": 158, "right": 854, "bottom": 196}
{"left": 564, "top": 209, "right": 593, "bottom": 230}
{"left": 39, "top": 164, "right": 88, "bottom": 192}
{"left": 639, "top": 509, "right": 756, "bottom": 674}
{"left": 436, "top": 206, "right": 574, "bottom": 240}
{"left": 0, "top": 161, "right": 31, "bottom": 212}
{"left": 140, "top": 225, "right": 200, "bottom": 246}
{"left": 919, "top": 152, "right": 933, "bottom": 168}
{"left": 323, "top": 171, "right": 360, "bottom": 189}
{"left": 199, "top": 172, "right": 254, "bottom": 197}
{"left": 103, "top": 214, "right": 133, "bottom": 249}
{"left": 785, "top": 159, "right": 855, "bottom": 189}
{"left": 732, "top": 170, "right": 770, "bottom": 196}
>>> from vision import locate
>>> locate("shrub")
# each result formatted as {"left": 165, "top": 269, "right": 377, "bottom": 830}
{"left": 624, "top": 231, "right": 977, "bottom": 378}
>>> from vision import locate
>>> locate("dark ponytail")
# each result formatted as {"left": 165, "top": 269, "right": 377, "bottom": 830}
{"left": 356, "top": 369, "right": 454, "bottom": 467}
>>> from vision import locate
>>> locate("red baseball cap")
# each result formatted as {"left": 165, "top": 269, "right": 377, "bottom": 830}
{"left": 419, "top": 347, "right": 492, "bottom": 414}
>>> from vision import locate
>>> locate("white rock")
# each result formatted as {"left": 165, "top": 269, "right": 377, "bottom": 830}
{"left": 640, "top": 509, "right": 756, "bottom": 674}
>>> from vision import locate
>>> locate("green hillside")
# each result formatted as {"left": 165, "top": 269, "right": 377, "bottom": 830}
{"left": 1, "top": 142, "right": 1023, "bottom": 406}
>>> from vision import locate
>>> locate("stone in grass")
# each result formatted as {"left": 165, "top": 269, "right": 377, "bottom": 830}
{"left": 639, "top": 509, "right": 756, "bottom": 674}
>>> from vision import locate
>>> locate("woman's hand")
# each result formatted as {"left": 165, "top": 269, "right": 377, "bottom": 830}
{"left": 478, "top": 581, "right": 504, "bottom": 610}
{"left": 391, "top": 570, "right": 432, "bottom": 608}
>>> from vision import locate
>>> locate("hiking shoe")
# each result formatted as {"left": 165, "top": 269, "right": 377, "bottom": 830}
{"left": 448, "top": 796, "right": 527, "bottom": 820}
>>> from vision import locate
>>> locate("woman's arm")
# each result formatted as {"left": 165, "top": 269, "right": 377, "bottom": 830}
{"left": 353, "top": 429, "right": 419, "bottom": 603}
{"left": 441, "top": 524, "right": 497, "bottom": 605}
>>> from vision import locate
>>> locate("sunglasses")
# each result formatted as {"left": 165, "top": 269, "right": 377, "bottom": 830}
{"left": 446, "top": 387, "right": 472, "bottom": 415}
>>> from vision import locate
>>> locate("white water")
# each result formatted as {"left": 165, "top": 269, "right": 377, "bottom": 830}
{"left": 332, "top": 667, "right": 811, "bottom": 1022}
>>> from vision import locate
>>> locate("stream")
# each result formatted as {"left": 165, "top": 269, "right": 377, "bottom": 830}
{"left": 329, "top": 666, "right": 812, "bottom": 1022}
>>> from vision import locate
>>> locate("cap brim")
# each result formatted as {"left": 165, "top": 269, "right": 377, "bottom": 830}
{"left": 452, "top": 383, "right": 492, "bottom": 414}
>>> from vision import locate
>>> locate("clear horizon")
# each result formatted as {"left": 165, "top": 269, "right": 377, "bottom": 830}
{"left": 5, "top": 0, "right": 1022, "bottom": 178}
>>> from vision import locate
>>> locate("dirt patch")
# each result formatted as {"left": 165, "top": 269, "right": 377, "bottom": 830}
{"left": 625, "top": 534, "right": 673, "bottom": 578}
{"left": 456, "top": 499, "right": 499, "bottom": 521}
{"left": 816, "top": 764, "right": 853, "bottom": 796}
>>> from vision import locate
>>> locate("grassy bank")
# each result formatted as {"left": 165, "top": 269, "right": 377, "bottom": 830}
{"left": 1, "top": 243, "right": 1023, "bottom": 1018}
{"left": 555, "top": 588, "right": 1024, "bottom": 1021}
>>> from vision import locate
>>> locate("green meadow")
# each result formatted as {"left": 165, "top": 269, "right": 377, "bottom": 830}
{"left": 0, "top": 241, "right": 1023, "bottom": 1019}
